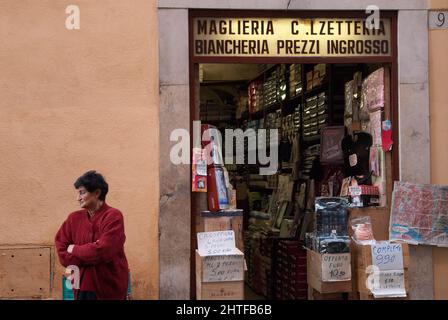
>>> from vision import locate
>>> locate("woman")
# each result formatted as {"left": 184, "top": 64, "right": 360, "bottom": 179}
{"left": 55, "top": 170, "right": 129, "bottom": 300}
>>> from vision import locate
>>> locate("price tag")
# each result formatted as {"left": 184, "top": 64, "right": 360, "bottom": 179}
{"left": 321, "top": 253, "right": 351, "bottom": 282}
{"left": 371, "top": 243, "right": 404, "bottom": 270}
{"left": 193, "top": 148, "right": 207, "bottom": 176}
{"left": 349, "top": 186, "right": 362, "bottom": 196}
{"left": 197, "top": 231, "right": 236, "bottom": 256}
{"left": 368, "top": 270, "right": 407, "bottom": 298}
{"left": 202, "top": 254, "right": 244, "bottom": 282}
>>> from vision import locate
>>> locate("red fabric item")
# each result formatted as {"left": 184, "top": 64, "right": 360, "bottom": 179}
{"left": 381, "top": 120, "right": 394, "bottom": 151}
{"left": 55, "top": 203, "right": 129, "bottom": 300}
{"left": 359, "top": 185, "right": 380, "bottom": 195}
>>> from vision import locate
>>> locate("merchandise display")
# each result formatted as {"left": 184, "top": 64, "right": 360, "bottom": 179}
{"left": 341, "top": 132, "right": 373, "bottom": 177}
{"left": 198, "top": 62, "right": 395, "bottom": 300}
{"left": 350, "top": 216, "right": 375, "bottom": 245}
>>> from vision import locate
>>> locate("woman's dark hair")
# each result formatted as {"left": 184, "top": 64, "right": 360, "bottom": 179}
{"left": 74, "top": 170, "right": 109, "bottom": 201}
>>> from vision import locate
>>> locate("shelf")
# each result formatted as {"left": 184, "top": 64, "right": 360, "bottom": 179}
{"left": 248, "top": 110, "right": 265, "bottom": 121}
{"left": 248, "top": 184, "right": 274, "bottom": 192}
{"left": 251, "top": 64, "right": 278, "bottom": 82}
{"left": 246, "top": 102, "right": 282, "bottom": 121}
{"left": 263, "top": 102, "right": 283, "bottom": 115}
{"left": 304, "top": 82, "right": 329, "bottom": 97}
{"left": 302, "top": 134, "right": 321, "bottom": 143}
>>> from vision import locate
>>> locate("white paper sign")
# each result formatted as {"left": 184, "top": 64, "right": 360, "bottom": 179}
{"left": 202, "top": 254, "right": 244, "bottom": 282}
{"left": 197, "top": 231, "right": 236, "bottom": 256}
{"left": 371, "top": 243, "right": 404, "bottom": 270}
{"left": 321, "top": 253, "right": 351, "bottom": 282}
{"left": 368, "top": 242, "right": 407, "bottom": 298}
{"left": 368, "top": 270, "right": 407, "bottom": 298}
{"left": 349, "top": 186, "right": 362, "bottom": 196}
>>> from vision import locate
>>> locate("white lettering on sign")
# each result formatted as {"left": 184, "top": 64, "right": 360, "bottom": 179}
{"left": 429, "top": 11, "right": 448, "bottom": 29}
{"left": 322, "top": 253, "right": 351, "bottom": 282}
{"left": 197, "top": 231, "right": 236, "bottom": 256}
{"left": 371, "top": 243, "right": 404, "bottom": 270}
{"left": 202, "top": 255, "right": 244, "bottom": 282}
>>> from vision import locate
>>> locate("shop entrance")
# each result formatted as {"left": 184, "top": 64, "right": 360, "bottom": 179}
{"left": 189, "top": 11, "right": 398, "bottom": 300}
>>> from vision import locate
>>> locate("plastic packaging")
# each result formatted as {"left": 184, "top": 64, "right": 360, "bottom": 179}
{"left": 315, "top": 197, "right": 350, "bottom": 237}
{"left": 350, "top": 216, "right": 376, "bottom": 245}
{"left": 319, "top": 231, "right": 351, "bottom": 253}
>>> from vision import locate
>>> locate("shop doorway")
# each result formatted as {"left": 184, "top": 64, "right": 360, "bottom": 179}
{"left": 189, "top": 11, "right": 398, "bottom": 300}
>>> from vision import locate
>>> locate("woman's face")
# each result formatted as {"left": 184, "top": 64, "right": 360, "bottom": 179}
{"left": 76, "top": 186, "right": 100, "bottom": 209}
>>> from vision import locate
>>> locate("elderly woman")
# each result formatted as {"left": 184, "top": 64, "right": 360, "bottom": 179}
{"left": 55, "top": 170, "right": 129, "bottom": 300}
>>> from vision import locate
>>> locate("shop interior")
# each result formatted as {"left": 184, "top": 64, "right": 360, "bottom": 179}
{"left": 195, "top": 61, "right": 393, "bottom": 300}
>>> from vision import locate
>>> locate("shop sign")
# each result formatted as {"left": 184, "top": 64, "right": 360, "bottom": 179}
{"left": 193, "top": 17, "right": 391, "bottom": 57}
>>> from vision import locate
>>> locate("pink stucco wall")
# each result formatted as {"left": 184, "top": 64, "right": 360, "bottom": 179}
{"left": 0, "top": 0, "right": 159, "bottom": 299}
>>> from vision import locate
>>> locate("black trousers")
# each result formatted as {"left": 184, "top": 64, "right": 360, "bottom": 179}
{"left": 77, "top": 291, "right": 97, "bottom": 300}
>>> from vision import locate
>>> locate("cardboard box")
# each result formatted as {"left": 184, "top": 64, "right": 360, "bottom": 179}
{"left": 352, "top": 242, "right": 409, "bottom": 298}
{"left": 306, "top": 249, "right": 352, "bottom": 293}
{"left": 308, "top": 287, "right": 346, "bottom": 300}
{"left": 353, "top": 242, "right": 410, "bottom": 269}
{"left": 348, "top": 207, "right": 390, "bottom": 241}
{"left": 312, "top": 72, "right": 322, "bottom": 87}
{"left": 306, "top": 71, "right": 314, "bottom": 90}
{"left": 359, "top": 292, "right": 409, "bottom": 300}
{"left": 196, "top": 231, "right": 245, "bottom": 300}
{"left": 356, "top": 268, "right": 409, "bottom": 295}
{"left": 196, "top": 210, "right": 243, "bottom": 251}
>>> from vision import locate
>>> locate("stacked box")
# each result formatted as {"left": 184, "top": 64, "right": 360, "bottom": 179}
{"left": 258, "top": 232, "right": 278, "bottom": 299}
{"left": 306, "top": 64, "right": 327, "bottom": 91}
{"left": 352, "top": 243, "right": 410, "bottom": 300}
{"left": 306, "top": 249, "right": 352, "bottom": 294}
{"left": 244, "top": 229, "right": 259, "bottom": 289}
{"left": 248, "top": 80, "right": 263, "bottom": 114}
{"left": 289, "top": 64, "right": 303, "bottom": 97}
{"left": 306, "top": 71, "right": 314, "bottom": 91}
{"left": 303, "top": 92, "right": 328, "bottom": 142}
{"left": 196, "top": 210, "right": 244, "bottom": 251}
{"left": 196, "top": 230, "right": 245, "bottom": 300}
{"left": 277, "top": 65, "right": 287, "bottom": 102}
{"left": 196, "top": 250, "right": 245, "bottom": 300}
{"left": 313, "top": 64, "right": 327, "bottom": 87}
{"left": 264, "top": 109, "right": 282, "bottom": 146}
{"left": 263, "top": 73, "right": 278, "bottom": 108}
{"left": 293, "top": 105, "right": 301, "bottom": 134}
{"left": 274, "top": 240, "right": 308, "bottom": 300}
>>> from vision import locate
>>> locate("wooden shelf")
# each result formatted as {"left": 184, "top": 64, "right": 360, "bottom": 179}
{"left": 246, "top": 102, "right": 282, "bottom": 121}
{"left": 304, "top": 82, "right": 329, "bottom": 97}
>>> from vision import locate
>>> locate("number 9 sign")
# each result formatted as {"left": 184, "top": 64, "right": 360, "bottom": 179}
{"left": 429, "top": 11, "right": 448, "bottom": 29}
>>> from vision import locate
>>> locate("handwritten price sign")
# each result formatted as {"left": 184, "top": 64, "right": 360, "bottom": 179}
{"left": 203, "top": 254, "right": 244, "bottom": 282}
{"left": 322, "top": 253, "right": 351, "bottom": 282}
{"left": 197, "top": 231, "right": 236, "bottom": 255}
{"left": 371, "top": 243, "right": 404, "bottom": 270}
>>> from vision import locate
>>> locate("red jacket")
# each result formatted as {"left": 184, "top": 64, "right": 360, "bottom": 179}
{"left": 55, "top": 203, "right": 129, "bottom": 300}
